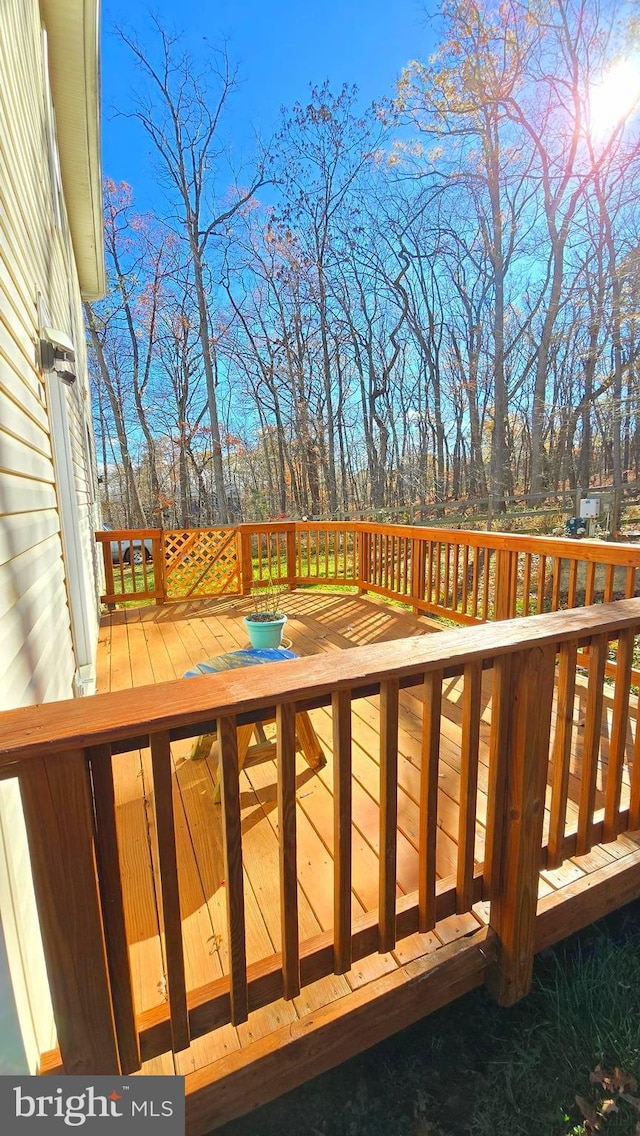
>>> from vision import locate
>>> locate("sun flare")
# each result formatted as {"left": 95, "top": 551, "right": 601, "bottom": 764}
{"left": 589, "top": 57, "right": 640, "bottom": 135}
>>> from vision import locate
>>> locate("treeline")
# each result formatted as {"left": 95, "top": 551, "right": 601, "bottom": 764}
{"left": 88, "top": 0, "right": 640, "bottom": 528}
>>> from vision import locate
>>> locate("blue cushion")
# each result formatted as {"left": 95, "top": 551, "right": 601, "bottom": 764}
{"left": 183, "top": 647, "right": 298, "bottom": 678}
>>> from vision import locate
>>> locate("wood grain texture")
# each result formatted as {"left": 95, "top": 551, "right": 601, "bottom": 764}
{"left": 577, "top": 634, "right": 607, "bottom": 855}
{"left": 20, "top": 751, "right": 120, "bottom": 1074}
{"left": 150, "top": 730, "right": 190, "bottom": 1052}
{"left": 603, "top": 628, "right": 634, "bottom": 841}
{"left": 379, "top": 679, "right": 399, "bottom": 952}
{"left": 277, "top": 702, "right": 300, "bottom": 1000}
{"left": 486, "top": 645, "right": 555, "bottom": 1005}
{"left": 217, "top": 716, "right": 248, "bottom": 1024}
{"left": 134, "top": 876, "right": 483, "bottom": 1062}
{"left": 483, "top": 654, "right": 512, "bottom": 899}
{"left": 88, "top": 744, "right": 141, "bottom": 1072}
{"left": 184, "top": 928, "right": 496, "bottom": 1135}
{"left": 419, "top": 670, "right": 442, "bottom": 932}
{"left": 332, "top": 689, "right": 353, "bottom": 974}
{"left": 547, "top": 641, "right": 578, "bottom": 868}
{"left": 457, "top": 661, "right": 482, "bottom": 913}
{"left": 4, "top": 599, "right": 640, "bottom": 765}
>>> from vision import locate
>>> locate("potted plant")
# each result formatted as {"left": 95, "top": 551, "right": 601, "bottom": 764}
{"left": 243, "top": 581, "right": 287, "bottom": 649}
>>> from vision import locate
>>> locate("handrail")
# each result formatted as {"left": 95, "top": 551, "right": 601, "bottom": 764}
{"left": 96, "top": 521, "right": 640, "bottom": 609}
{"left": 2, "top": 600, "right": 640, "bottom": 1073}
{"left": 2, "top": 599, "right": 638, "bottom": 764}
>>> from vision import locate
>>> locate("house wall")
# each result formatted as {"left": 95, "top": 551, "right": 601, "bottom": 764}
{"left": 0, "top": 0, "right": 102, "bottom": 1069}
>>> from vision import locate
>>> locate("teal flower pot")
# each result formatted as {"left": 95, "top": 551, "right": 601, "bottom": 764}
{"left": 243, "top": 614, "right": 287, "bottom": 649}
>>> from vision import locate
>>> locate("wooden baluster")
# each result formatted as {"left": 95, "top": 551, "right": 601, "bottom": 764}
{"left": 402, "top": 536, "right": 409, "bottom": 596}
{"left": 603, "top": 627, "right": 635, "bottom": 842}
{"left": 277, "top": 703, "right": 300, "bottom": 999}
{"left": 140, "top": 542, "right": 149, "bottom": 593}
{"left": 461, "top": 544, "right": 469, "bottom": 616}
{"left": 510, "top": 550, "right": 519, "bottom": 616}
{"left": 585, "top": 560, "right": 596, "bottom": 605}
{"left": 471, "top": 546, "right": 480, "bottom": 618}
{"left": 576, "top": 634, "right": 607, "bottom": 855}
{"left": 324, "top": 529, "right": 329, "bottom": 580}
{"left": 217, "top": 716, "right": 249, "bottom": 1023}
{"left": 551, "top": 557, "right": 561, "bottom": 610}
{"left": 379, "top": 533, "right": 384, "bottom": 589}
{"left": 547, "top": 642, "right": 578, "bottom": 868}
{"left": 427, "top": 540, "right": 434, "bottom": 606}
{"left": 443, "top": 542, "right": 451, "bottom": 611}
{"left": 486, "top": 644, "right": 555, "bottom": 1005}
{"left": 435, "top": 542, "right": 442, "bottom": 607}
{"left": 481, "top": 549, "right": 491, "bottom": 621}
{"left": 332, "top": 690, "right": 353, "bottom": 974}
{"left": 295, "top": 526, "right": 302, "bottom": 582}
{"left": 604, "top": 563, "right": 615, "bottom": 603}
{"left": 117, "top": 542, "right": 126, "bottom": 598}
{"left": 567, "top": 559, "right": 578, "bottom": 608}
{"left": 20, "top": 750, "right": 121, "bottom": 1073}
{"left": 483, "top": 655, "right": 512, "bottom": 899}
{"left": 419, "top": 670, "right": 443, "bottom": 932}
{"left": 625, "top": 566, "right": 636, "bottom": 599}
{"left": 357, "top": 529, "right": 365, "bottom": 592}
{"left": 379, "top": 679, "right": 399, "bottom": 953}
{"left": 411, "top": 538, "right": 426, "bottom": 616}
{"left": 89, "top": 745, "right": 141, "bottom": 1072}
{"left": 150, "top": 731, "right": 190, "bottom": 1052}
{"left": 522, "top": 552, "right": 532, "bottom": 617}
{"left": 452, "top": 544, "right": 460, "bottom": 612}
{"left": 537, "top": 554, "right": 547, "bottom": 614}
{"left": 457, "top": 661, "right": 482, "bottom": 912}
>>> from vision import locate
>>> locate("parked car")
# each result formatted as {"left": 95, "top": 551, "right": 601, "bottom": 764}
{"left": 103, "top": 525, "right": 153, "bottom": 565}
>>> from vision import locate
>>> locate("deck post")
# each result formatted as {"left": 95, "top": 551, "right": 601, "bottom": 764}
{"left": 485, "top": 644, "right": 555, "bottom": 1006}
{"left": 151, "top": 531, "right": 167, "bottom": 603}
{"left": 20, "top": 751, "right": 121, "bottom": 1074}
{"left": 494, "top": 548, "right": 517, "bottom": 620}
{"left": 285, "top": 526, "right": 297, "bottom": 589}
{"left": 410, "top": 536, "right": 427, "bottom": 616}
{"left": 100, "top": 539, "right": 117, "bottom": 612}
{"left": 238, "top": 526, "right": 253, "bottom": 594}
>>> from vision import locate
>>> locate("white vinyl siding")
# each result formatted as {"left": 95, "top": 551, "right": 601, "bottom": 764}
{"left": 0, "top": 0, "right": 102, "bottom": 1069}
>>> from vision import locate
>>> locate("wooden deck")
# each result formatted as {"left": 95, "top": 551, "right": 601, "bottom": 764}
{"left": 96, "top": 590, "right": 640, "bottom": 1126}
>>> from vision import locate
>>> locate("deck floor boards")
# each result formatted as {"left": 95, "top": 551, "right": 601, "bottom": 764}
{"left": 96, "top": 589, "right": 640, "bottom": 1080}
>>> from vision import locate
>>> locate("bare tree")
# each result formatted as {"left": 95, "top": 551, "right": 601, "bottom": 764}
{"left": 118, "top": 18, "right": 268, "bottom": 522}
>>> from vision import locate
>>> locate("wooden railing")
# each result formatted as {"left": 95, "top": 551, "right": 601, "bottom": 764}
{"left": 96, "top": 522, "right": 640, "bottom": 617}
{"left": 1, "top": 600, "right": 639, "bottom": 1075}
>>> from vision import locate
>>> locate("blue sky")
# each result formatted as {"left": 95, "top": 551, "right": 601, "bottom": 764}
{"left": 101, "top": 0, "right": 434, "bottom": 209}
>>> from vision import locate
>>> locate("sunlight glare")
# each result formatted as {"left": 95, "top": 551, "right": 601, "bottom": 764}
{"left": 589, "top": 57, "right": 640, "bottom": 135}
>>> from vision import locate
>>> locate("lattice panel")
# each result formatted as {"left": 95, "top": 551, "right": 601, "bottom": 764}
{"left": 164, "top": 529, "right": 241, "bottom": 598}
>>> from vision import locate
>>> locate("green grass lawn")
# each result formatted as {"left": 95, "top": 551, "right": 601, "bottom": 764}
{"left": 217, "top": 901, "right": 640, "bottom": 1136}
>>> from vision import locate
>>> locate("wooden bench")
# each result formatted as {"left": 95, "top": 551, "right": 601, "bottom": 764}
{"left": 184, "top": 648, "right": 326, "bottom": 801}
